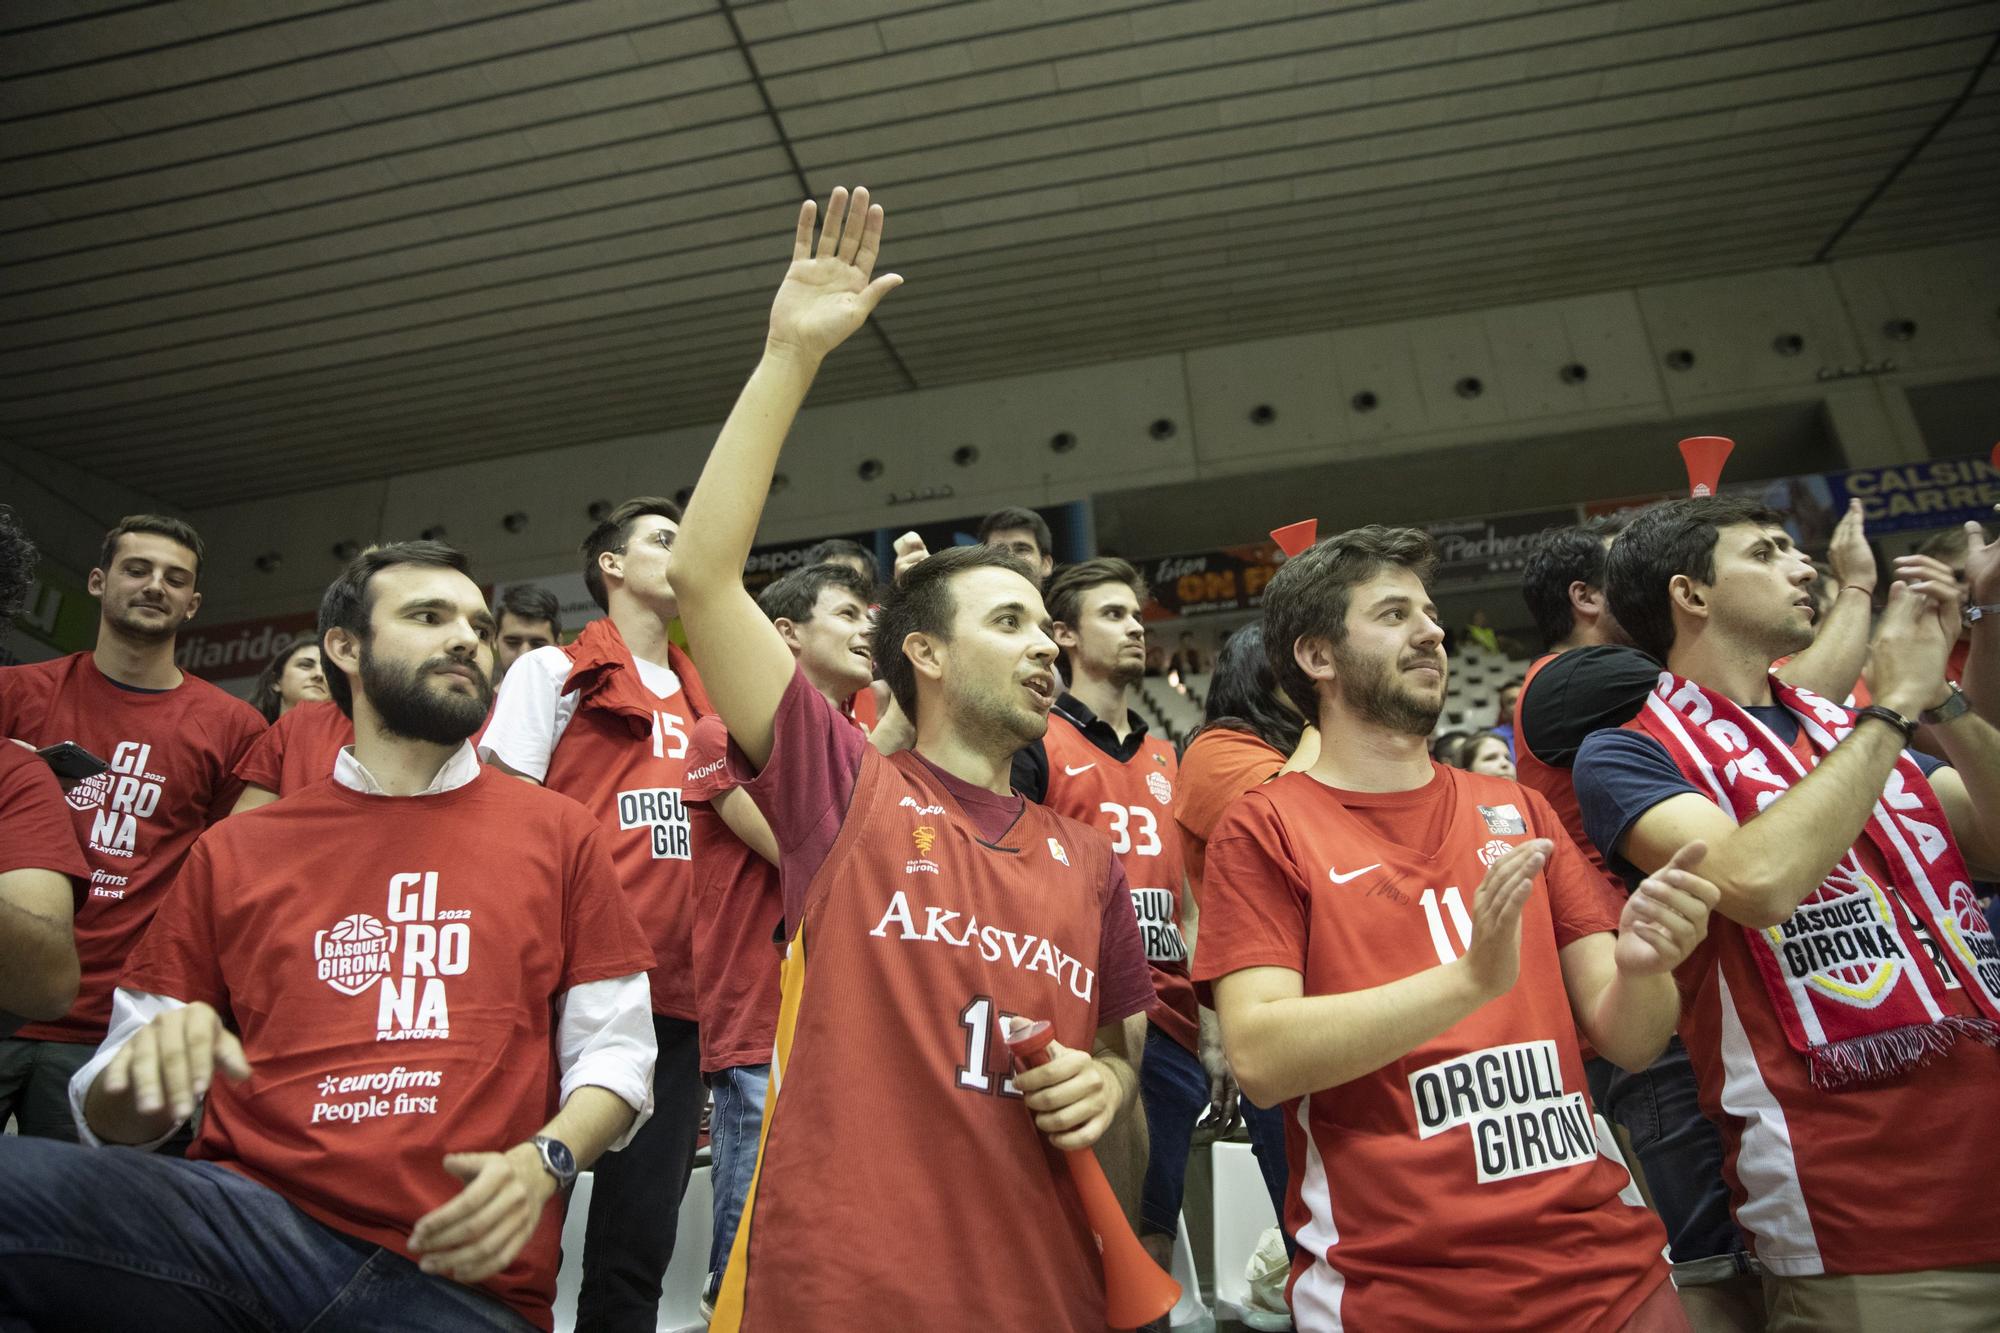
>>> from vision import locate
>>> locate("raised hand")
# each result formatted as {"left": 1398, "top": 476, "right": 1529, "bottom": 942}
{"left": 1826, "top": 499, "right": 1875, "bottom": 595}
{"left": 1870, "top": 580, "right": 1955, "bottom": 717}
{"left": 1961, "top": 520, "right": 2000, "bottom": 607}
{"left": 767, "top": 186, "right": 904, "bottom": 365}
{"left": 1458, "top": 838, "right": 1549, "bottom": 1001}
{"left": 891, "top": 530, "right": 930, "bottom": 586}
{"left": 1614, "top": 840, "right": 1718, "bottom": 976}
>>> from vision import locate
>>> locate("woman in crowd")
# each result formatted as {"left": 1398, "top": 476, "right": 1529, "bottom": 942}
{"left": 1453, "top": 729, "right": 1517, "bottom": 780}
{"left": 247, "top": 639, "right": 329, "bottom": 724}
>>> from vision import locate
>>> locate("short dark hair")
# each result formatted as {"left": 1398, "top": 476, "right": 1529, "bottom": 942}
{"left": 249, "top": 638, "right": 318, "bottom": 724}
{"left": 318, "top": 541, "right": 472, "bottom": 718}
{"left": 1604, "top": 497, "right": 1787, "bottom": 663}
{"left": 1043, "top": 557, "right": 1147, "bottom": 629}
{"left": 1261, "top": 525, "right": 1439, "bottom": 717}
{"left": 494, "top": 583, "right": 562, "bottom": 638}
{"left": 1520, "top": 515, "right": 1627, "bottom": 648}
{"left": 802, "top": 538, "right": 879, "bottom": 587}
{"left": 872, "top": 545, "right": 1037, "bottom": 725}
{"left": 978, "top": 506, "right": 1054, "bottom": 559}
{"left": 580, "top": 497, "right": 683, "bottom": 612}
{"left": 0, "top": 506, "right": 38, "bottom": 623}
{"left": 1915, "top": 525, "right": 1970, "bottom": 564}
{"left": 758, "top": 562, "right": 875, "bottom": 625}
{"left": 1194, "top": 623, "right": 1304, "bottom": 757}
{"left": 98, "top": 514, "right": 205, "bottom": 580}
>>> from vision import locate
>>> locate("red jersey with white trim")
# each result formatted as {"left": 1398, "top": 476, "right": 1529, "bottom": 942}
{"left": 538, "top": 620, "right": 710, "bottom": 1019}
{"left": 1195, "top": 766, "right": 1670, "bottom": 1332}
{"left": 232, "top": 700, "right": 353, "bottom": 796}
{"left": 0, "top": 653, "right": 265, "bottom": 1042}
{"left": 714, "top": 749, "right": 1127, "bottom": 1332}
{"left": 685, "top": 714, "right": 783, "bottom": 1075}
{"left": 121, "top": 768, "right": 652, "bottom": 1331}
{"left": 1620, "top": 714, "right": 2000, "bottom": 1277}
{"left": 1041, "top": 711, "right": 1199, "bottom": 1052}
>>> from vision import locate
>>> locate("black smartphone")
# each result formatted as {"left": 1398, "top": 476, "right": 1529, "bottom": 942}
{"left": 35, "top": 741, "right": 109, "bottom": 782}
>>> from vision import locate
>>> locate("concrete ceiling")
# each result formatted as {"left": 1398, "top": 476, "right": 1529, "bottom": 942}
{"left": 3, "top": 0, "right": 1996, "bottom": 509}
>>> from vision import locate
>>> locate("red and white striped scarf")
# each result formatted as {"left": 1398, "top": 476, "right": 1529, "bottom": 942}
{"left": 1636, "top": 672, "right": 2000, "bottom": 1089}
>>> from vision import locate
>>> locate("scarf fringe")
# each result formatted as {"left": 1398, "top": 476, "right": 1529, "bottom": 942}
{"left": 1807, "top": 1016, "right": 2000, "bottom": 1091}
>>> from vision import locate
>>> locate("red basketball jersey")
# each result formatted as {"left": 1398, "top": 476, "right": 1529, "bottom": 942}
{"left": 1041, "top": 712, "right": 1200, "bottom": 1052}
{"left": 713, "top": 748, "right": 1123, "bottom": 1331}
{"left": 233, "top": 700, "right": 354, "bottom": 797}
{"left": 539, "top": 620, "right": 709, "bottom": 1019}
{"left": 1196, "top": 767, "right": 1670, "bottom": 1331}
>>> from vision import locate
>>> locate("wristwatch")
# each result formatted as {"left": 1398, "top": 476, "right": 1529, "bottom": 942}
{"left": 1921, "top": 682, "right": 1973, "bottom": 728}
{"left": 530, "top": 1136, "right": 577, "bottom": 1190}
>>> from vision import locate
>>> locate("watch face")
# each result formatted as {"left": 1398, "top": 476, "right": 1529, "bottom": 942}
{"left": 542, "top": 1138, "right": 575, "bottom": 1178}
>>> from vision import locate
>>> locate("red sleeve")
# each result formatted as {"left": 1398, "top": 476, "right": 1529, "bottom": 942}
{"left": 1174, "top": 731, "right": 1284, "bottom": 846}
{"left": 231, "top": 715, "right": 287, "bottom": 793}
{"left": 1526, "top": 787, "right": 1623, "bottom": 947}
{"left": 0, "top": 747, "right": 90, "bottom": 907}
{"left": 121, "top": 836, "right": 229, "bottom": 1010}
{"left": 1095, "top": 857, "right": 1154, "bottom": 1025}
{"left": 558, "top": 810, "right": 658, "bottom": 989}
{"left": 682, "top": 714, "right": 737, "bottom": 804}
{"left": 1189, "top": 794, "right": 1311, "bottom": 984}
{"left": 730, "top": 668, "right": 867, "bottom": 927}
{"left": 204, "top": 702, "right": 267, "bottom": 822}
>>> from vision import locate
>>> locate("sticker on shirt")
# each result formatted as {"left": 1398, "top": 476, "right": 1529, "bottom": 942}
{"left": 68, "top": 741, "right": 166, "bottom": 858}
{"left": 1130, "top": 887, "right": 1188, "bottom": 964}
{"left": 1410, "top": 1040, "right": 1602, "bottom": 1183}
{"left": 310, "top": 1065, "right": 445, "bottom": 1125}
{"left": 1478, "top": 803, "right": 1526, "bottom": 836}
{"left": 618, "top": 787, "right": 692, "bottom": 860}
{"left": 312, "top": 871, "right": 472, "bottom": 1042}
{"left": 1145, "top": 770, "right": 1173, "bottom": 807}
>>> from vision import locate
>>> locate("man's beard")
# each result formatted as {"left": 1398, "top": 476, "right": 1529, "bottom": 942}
{"left": 109, "top": 597, "right": 179, "bottom": 643}
{"left": 360, "top": 642, "right": 492, "bottom": 746}
{"left": 1105, "top": 655, "right": 1144, "bottom": 689}
{"left": 1334, "top": 641, "right": 1443, "bottom": 737}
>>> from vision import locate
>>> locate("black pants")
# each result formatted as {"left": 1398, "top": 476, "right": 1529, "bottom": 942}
{"left": 576, "top": 1014, "right": 705, "bottom": 1333}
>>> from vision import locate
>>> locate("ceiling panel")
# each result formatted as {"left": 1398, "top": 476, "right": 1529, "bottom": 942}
{"left": 2, "top": 0, "right": 1994, "bottom": 508}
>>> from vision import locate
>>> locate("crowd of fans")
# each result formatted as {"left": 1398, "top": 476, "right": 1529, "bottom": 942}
{"left": 2, "top": 188, "right": 1996, "bottom": 1333}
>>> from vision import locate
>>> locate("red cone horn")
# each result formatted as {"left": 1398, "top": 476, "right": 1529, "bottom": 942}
{"left": 1679, "top": 436, "right": 1735, "bottom": 498}
{"left": 1270, "top": 519, "right": 1318, "bottom": 557}
{"left": 1006, "top": 1019, "right": 1181, "bottom": 1330}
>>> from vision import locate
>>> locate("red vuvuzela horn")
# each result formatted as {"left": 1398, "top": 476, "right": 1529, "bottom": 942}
{"left": 1270, "top": 519, "right": 1318, "bottom": 557}
{"left": 1006, "top": 1018, "right": 1181, "bottom": 1330}
{"left": 1679, "top": 436, "right": 1735, "bottom": 498}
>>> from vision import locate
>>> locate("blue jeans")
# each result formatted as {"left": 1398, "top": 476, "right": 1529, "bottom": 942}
{"left": 0, "top": 1136, "right": 533, "bottom": 1331}
{"left": 1240, "top": 1096, "right": 1296, "bottom": 1260}
{"left": 1138, "top": 1025, "right": 1208, "bottom": 1240}
{"left": 1586, "top": 1038, "right": 1751, "bottom": 1272}
{"left": 704, "top": 1062, "right": 770, "bottom": 1297}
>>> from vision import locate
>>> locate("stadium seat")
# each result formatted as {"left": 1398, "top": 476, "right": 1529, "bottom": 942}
{"left": 554, "top": 1161, "right": 714, "bottom": 1333}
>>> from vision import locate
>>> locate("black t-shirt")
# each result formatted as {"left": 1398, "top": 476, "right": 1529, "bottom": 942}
{"left": 1518, "top": 645, "right": 1661, "bottom": 770}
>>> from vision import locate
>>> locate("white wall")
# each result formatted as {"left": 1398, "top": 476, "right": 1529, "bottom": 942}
{"left": 168, "top": 238, "right": 1997, "bottom": 623}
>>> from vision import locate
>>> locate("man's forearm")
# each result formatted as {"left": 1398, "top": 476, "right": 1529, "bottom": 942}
{"left": 1775, "top": 586, "right": 1871, "bottom": 701}
{"left": 1092, "top": 1023, "right": 1147, "bottom": 1220}
{"left": 0, "top": 889, "right": 78, "bottom": 1021}
{"left": 536, "top": 1084, "right": 636, "bottom": 1172}
{"left": 1929, "top": 709, "right": 2000, "bottom": 871}
{"left": 1582, "top": 970, "right": 1679, "bottom": 1072}
{"left": 671, "top": 347, "right": 820, "bottom": 598}
{"left": 1226, "top": 963, "right": 1487, "bottom": 1106}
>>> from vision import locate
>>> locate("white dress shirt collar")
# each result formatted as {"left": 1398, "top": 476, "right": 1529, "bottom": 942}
{"left": 333, "top": 740, "right": 482, "bottom": 796}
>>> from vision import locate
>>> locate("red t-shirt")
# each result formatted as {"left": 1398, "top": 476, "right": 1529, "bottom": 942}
{"left": 0, "top": 742, "right": 90, "bottom": 899}
{"left": 123, "top": 768, "right": 653, "bottom": 1331}
{"left": 684, "top": 713, "right": 783, "bottom": 1075}
{"left": 1172, "top": 726, "right": 1285, "bottom": 906}
{"left": 708, "top": 669, "right": 1154, "bottom": 1331}
{"left": 1041, "top": 711, "right": 1200, "bottom": 1052}
{"left": 232, "top": 700, "right": 354, "bottom": 797}
{"left": 0, "top": 653, "right": 266, "bottom": 1042}
{"left": 1195, "top": 766, "right": 1670, "bottom": 1331}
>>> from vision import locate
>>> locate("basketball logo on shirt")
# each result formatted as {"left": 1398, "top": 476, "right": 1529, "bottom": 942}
{"left": 314, "top": 913, "right": 396, "bottom": 996}
{"left": 1145, "top": 770, "right": 1173, "bottom": 806}
{"left": 1476, "top": 840, "right": 1515, "bottom": 868}
{"left": 313, "top": 872, "right": 472, "bottom": 1040}
{"left": 75, "top": 740, "right": 166, "bottom": 858}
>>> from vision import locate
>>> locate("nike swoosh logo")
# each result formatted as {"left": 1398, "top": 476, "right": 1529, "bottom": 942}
{"left": 1063, "top": 763, "right": 1096, "bottom": 776}
{"left": 1327, "top": 864, "right": 1381, "bottom": 885}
